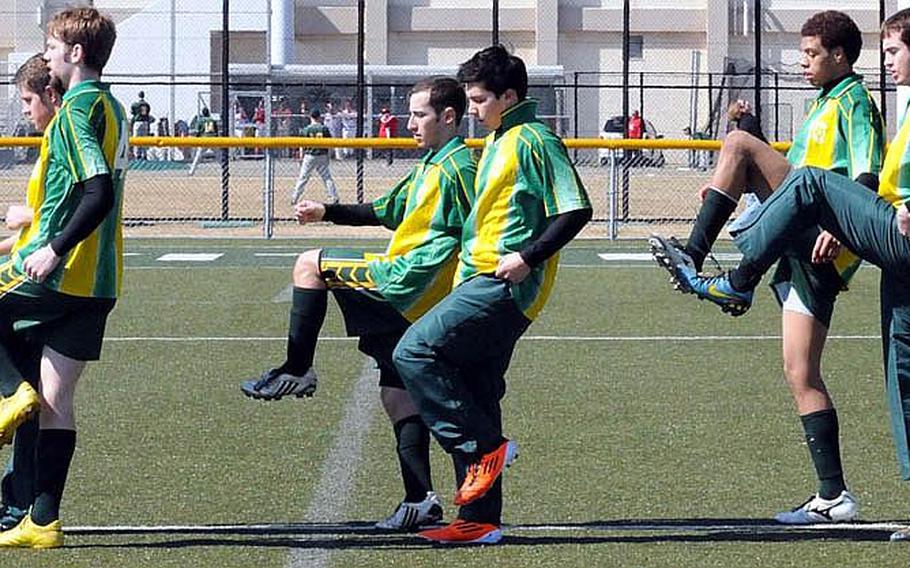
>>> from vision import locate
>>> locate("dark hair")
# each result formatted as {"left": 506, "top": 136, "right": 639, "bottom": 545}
{"left": 310, "top": 109, "right": 321, "bottom": 119}
{"left": 14, "top": 54, "right": 64, "bottom": 99}
{"left": 138, "top": 90, "right": 145, "bottom": 98}
{"left": 410, "top": 77, "right": 467, "bottom": 124}
{"left": 801, "top": 11, "right": 862, "bottom": 65}
{"left": 883, "top": 8, "right": 910, "bottom": 47}
{"left": 456, "top": 45, "right": 528, "bottom": 100}
{"left": 47, "top": 7, "right": 117, "bottom": 73}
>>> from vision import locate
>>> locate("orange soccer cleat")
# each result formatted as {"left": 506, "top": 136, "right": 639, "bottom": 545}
{"left": 418, "top": 519, "right": 502, "bottom": 545}
{"left": 454, "top": 439, "right": 518, "bottom": 506}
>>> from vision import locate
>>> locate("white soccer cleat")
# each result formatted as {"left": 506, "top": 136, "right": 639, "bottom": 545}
{"left": 240, "top": 367, "right": 318, "bottom": 401}
{"left": 890, "top": 527, "right": 910, "bottom": 542}
{"left": 773, "top": 490, "right": 858, "bottom": 524}
{"left": 374, "top": 491, "right": 444, "bottom": 531}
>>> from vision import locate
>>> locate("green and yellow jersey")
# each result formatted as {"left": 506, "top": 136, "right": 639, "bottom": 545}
{"left": 456, "top": 99, "right": 591, "bottom": 320}
{"left": 877, "top": 102, "right": 910, "bottom": 208}
{"left": 368, "top": 135, "right": 476, "bottom": 322}
{"left": 12, "top": 80, "right": 129, "bottom": 299}
{"left": 786, "top": 73, "right": 884, "bottom": 283}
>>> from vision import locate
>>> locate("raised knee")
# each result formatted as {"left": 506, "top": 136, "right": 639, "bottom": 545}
{"left": 293, "top": 249, "right": 321, "bottom": 284}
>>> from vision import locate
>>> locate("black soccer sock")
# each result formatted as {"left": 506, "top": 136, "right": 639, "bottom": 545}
{"left": 31, "top": 429, "right": 76, "bottom": 526}
{"left": 0, "top": 330, "right": 27, "bottom": 397}
{"left": 686, "top": 188, "right": 738, "bottom": 271}
{"left": 279, "top": 287, "right": 327, "bottom": 376}
{"left": 801, "top": 409, "right": 846, "bottom": 499}
{"left": 728, "top": 263, "right": 763, "bottom": 292}
{"left": 394, "top": 414, "right": 433, "bottom": 502}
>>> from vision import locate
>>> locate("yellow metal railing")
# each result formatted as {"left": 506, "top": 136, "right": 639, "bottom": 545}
{"left": 0, "top": 136, "right": 793, "bottom": 152}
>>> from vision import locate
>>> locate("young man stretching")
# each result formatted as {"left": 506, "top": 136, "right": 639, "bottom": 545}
{"left": 241, "top": 77, "right": 475, "bottom": 531}
{"left": 393, "top": 46, "right": 592, "bottom": 545}
{"left": 651, "top": 10, "right": 884, "bottom": 524}
{"left": 0, "top": 7, "right": 128, "bottom": 548}
{"left": 665, "top": 9, "right": 910, "bottom": 541}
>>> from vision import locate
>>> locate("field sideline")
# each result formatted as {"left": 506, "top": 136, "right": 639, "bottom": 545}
{"left": 5, "top": 238, "right": 910, "bottom": 567}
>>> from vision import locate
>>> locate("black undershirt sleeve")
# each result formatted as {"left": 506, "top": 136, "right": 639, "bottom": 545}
{"left": 854, "top": 172, "right": 879, "bottom": 194}
{"left": 322, "top": 203, "right": 381, "bottom": 226}
{"left": 49, "top": 174, "right": 115, "bottom": 256}
{"left": 519, "top": 208, "right": 593, "bottom": 268}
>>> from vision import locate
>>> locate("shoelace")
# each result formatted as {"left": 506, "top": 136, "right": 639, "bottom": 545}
{"left": 253, "top": 369, "right": 281, "bottom": 390}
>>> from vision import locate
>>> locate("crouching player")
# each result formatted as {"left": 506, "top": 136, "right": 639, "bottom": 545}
{"left": 240, "top": 77, "right": 476, "bottom": 531}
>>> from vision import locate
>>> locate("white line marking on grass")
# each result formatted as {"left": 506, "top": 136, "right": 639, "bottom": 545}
{"left": 156, "top": 253, "right": 224, "bottom": 262}
{"left": 287, "top": 359, "right": 380, "bottom": 568}
{"left": 598, "top": 252, "right": 743, "bottom": 262}
{"left": 272, "top": 284, "right": 294, "bottom": 303}
{"left": 102, "top": 334, "right": 882, "bottom": 343}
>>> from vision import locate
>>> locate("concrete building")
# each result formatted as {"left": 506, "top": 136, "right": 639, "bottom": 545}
{"left": 0, "top": 0, "right": 894, "bottom": 140}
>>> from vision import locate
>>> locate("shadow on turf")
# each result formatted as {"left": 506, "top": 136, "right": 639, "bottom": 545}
{"left": 65, "top": 519, "right": 897, "bottom": 548}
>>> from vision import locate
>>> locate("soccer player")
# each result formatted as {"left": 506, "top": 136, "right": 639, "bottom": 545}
{"left": 651, "top": 10, "right": 884, "bottom": 524}
{"left": 393, "top": 46, "right": 592, "bottom": 545}
{"left": 665, "top": 9, "right": 910, "bottom": 541}
{"left": 291, "top": 109, "right": 340, "bottom": 205}
{"left": 241, "top": 77, "right": 475, "bottom": 531}
{"left": 0, "top": 7, "right": 128, "bottom": 548}
{"left": 0, "top": 54, "right": 64, "bottom": 534}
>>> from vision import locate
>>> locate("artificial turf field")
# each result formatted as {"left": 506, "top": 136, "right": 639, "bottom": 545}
{"left": 6, "top": 237, "right": 910, "bottom": 567}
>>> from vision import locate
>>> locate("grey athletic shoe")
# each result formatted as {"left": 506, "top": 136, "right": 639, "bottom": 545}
{"left": 375, "top": 491, "right": 444, "bottom": 531}
{"left": 774, "top": 490, "right": 858, "bottom": 524}
{"left": 240, "top": 367, "right": 317, "bottom": 401}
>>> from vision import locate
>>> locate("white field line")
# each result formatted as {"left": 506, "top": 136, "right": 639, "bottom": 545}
{"left": 288, "top": 359, "right": 380, "bottom": 568}
{"left": 101, "top": 334, "right": 882, "bottom": 343}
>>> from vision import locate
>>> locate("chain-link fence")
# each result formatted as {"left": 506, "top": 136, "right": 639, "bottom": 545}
{"left": 0, "top": 0, "right": 896, "bottom": 238}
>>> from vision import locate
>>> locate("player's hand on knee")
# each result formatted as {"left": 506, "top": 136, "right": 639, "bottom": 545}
{"left": 23, "top": 244, "right": 61, "bottom": 283}
{"left": 495, "top": 252, "right": 531, "bottom": 283}
{"left": 811, "top": 230, "right": 840, "bottom": 263}
{"left": 898, "top": 204, "right": 910, "bottom": 237}
{"left": 294, "top": 200, "right": 325, "bottom": 224}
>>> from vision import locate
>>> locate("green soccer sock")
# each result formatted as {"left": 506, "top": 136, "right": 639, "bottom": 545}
{"left": 31, "top": 429, "right": 76, "bottom": 526}
{"left": 801, "top": 409, "right": 847, "bottom": 499}
{"left": 280, "top": 287, "right": 327, "bottom": 376}
{"left": 685, "top": 188, "right": 738, "bottom": 271}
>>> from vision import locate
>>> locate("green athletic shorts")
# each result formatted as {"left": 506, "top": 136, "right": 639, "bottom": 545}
{"left": 0, "top": 274, "right": 115, "bottom": 362}
{"left": 320, "top": 248, "right": 410, "bottom": 389}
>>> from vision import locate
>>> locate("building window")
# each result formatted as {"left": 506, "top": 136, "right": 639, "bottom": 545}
{"left": 629, "top": 35, "right": 643, "bottom": 59}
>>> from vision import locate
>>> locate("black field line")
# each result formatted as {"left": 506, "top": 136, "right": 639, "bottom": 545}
{"left": 66, "top": 519, "right": 907, "bottom": 536}
{"left": 287, "top": 359, "right": 380, "bottom": 568}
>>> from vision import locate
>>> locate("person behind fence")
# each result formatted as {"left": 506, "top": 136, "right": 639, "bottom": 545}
{"left": 0, "top": 53, "right": 63, "bottom": 537}
{"left": 130, "top": 90, "right": 154, "bottom": 160}
{"left": 340, "top": 99, "right": 357, "bottom": 159}
{"left": 0, "top": 7, "right": 128, "bottom": 548}
{"left": 241, "top": 77, "right": 476, "bottom": 531}
{"left": 650, "top": 9, "right": 884, "bottom": 526}
{"left": 653, "top": 10, "right": 910, "bottom": 541}
{"left": 188, "top": 107, "right": 217, "bottom": 176}
{"left": 378, "top": 106, "right": 398, "bottom": 166}
{"left": 393, "top": 45, "right": 592, "bottom": 545}
{"left": 291, "top": 109, "right": 339, "bottom": 205}
{"left": 627, "top": 109, "right": 643, "bottom": 164}
{"left": 726, "top": 99, "right": 765, "bottom": 142}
